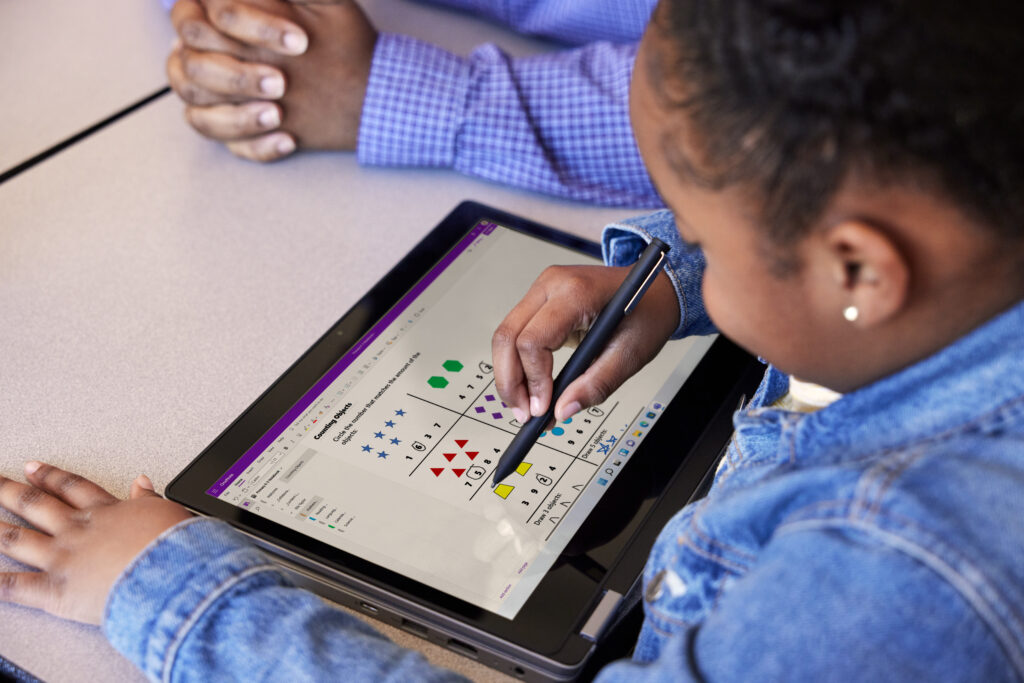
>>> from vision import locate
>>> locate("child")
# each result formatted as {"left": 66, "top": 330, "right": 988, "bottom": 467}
{"left": 2, "top": 0, "right": 1023, "bottom": 679}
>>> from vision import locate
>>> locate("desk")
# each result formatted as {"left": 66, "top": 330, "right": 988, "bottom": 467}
{"left": 0, "top": 0, "right": 567, "bottom": 177}
{"left": 0, "top": 3, "right": 639, "bottom": 680}
{"left": 0, "top": 0, "right": 174, "bottom": 174}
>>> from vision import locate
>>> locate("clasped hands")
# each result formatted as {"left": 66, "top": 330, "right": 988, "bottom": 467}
{"left": 167, "top": 0, "right": 377, "bottom": 161}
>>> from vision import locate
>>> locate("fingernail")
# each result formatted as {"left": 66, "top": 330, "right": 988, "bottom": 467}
{"left": 275, "top": 135, "right": 296, "bottom": 155}
{"left": 259, "top": 75, "right": 285, "bottom": 98}
{"left": 561, "top": 401, "right": 582, "bottom": 420}
{"left": 530, "top": 396, "right": 542, "bottom": 417}
{"left": 24, "top": 461, "right": 41, "bottom": 475}
{"left": 136, "top": 474, "right": 154, "bottom": 491}
{"left": 512, "top": 407, "right": 528, "bottom": 424}
{"left": 258, "top": 107, "right": 280, "bottom": 129}
{"left": 171, "top": 37, "right": 183, "bottom": 51}
{"left": 283, "top": 31, "right": 308, "bottom": 54}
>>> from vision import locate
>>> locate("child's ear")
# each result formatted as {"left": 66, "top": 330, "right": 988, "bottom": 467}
{"left": 825, "top": 219, "right": 909, "bottom": 328}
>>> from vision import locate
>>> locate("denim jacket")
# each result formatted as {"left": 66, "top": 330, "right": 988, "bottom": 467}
{"left": 105, "top": 211, "right": 1024, "bottom": 681}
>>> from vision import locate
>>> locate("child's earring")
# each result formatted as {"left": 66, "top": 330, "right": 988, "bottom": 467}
{"left": 843, "top": 305, "right": 860, "bottom": 322}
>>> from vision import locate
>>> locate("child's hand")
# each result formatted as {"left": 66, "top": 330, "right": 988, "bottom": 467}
{"left": 0, "top": 463, "right": 192, "bottom": 625}
{"left": 166, "top": 0, "right": 377, "bottom": 161}
{"left": 492, "top": 265, "right": 680, "bottom": 424}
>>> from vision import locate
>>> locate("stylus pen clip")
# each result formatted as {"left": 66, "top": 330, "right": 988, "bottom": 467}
{"left": 491, "top": 238, "right": 670, "bottom": 487}
{"left": 623, "top": 251, "right": 666, "bottom": 315}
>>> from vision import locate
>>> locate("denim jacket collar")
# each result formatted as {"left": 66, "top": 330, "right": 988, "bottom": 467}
{"left": 785, "top": 299, "right": 1024, "bottom": 467}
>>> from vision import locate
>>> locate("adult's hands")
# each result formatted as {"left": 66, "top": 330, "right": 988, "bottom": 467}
{"left": 166, "top": 0, "right": 377, "bottom": 161}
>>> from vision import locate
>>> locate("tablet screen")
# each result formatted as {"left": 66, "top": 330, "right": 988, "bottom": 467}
{"left": 206, "top": 220, "right": 713, "bottom": 618}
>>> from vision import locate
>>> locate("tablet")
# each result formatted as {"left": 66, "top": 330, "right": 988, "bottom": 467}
{"left": 167, "top": 202, "right": 761, "bottom": 681}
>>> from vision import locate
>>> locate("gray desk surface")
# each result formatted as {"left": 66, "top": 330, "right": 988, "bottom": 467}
{"left": 0, "top": 0, "right": 573, "bottom": 176}
{"left": 0, "top": 0, "right": 174, "bottom": 174}
{"left": 0, "top": 3, "right": 637, "bottom": 680}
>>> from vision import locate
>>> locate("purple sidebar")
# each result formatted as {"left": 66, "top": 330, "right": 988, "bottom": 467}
{"left": 207, "top": 220, "right": 500, "bottom": 497}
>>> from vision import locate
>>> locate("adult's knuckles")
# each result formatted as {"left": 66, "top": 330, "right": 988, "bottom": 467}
{"left": 180, "top": 19, "right": 207, "bottom": 45}
{"left": 230, "top": 68, "right": 256, "bottom": 95}
{"left": 210, "top": 5, "right": 239, "bottom": 31}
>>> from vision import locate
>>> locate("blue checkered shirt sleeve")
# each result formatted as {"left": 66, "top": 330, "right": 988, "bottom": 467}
{"left": 358, "top": 33, "right": 661, "bottom": 208}
{"left": 418, "top": 0, "right": 656, "bottom": 44}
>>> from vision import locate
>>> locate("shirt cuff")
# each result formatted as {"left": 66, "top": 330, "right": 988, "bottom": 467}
{"left": 357, "top": 33, "right": 472, "bottom": 168}
{"left": 103, "top": 517, "right": 287, "bottom": 681}
{"left": 601, "top": 210, "right": 716, "bottom": 339}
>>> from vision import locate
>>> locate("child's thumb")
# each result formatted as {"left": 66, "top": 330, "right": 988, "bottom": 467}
{"left": 130, "top": 474, "right": 159, "bottom": 499}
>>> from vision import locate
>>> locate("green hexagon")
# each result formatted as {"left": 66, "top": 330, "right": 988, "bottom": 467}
{"left": 442, "top": 360, "right": 464, "bottom": 373}
{"left": 427, "top": 376, "right": 449, "bottom": 389}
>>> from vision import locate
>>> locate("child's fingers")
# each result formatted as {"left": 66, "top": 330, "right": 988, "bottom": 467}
{"left": 0, "top": 521, "right": 53, "bottom": 570}
{"left": 204, "top": 0, "right": 308, "bottom": 55}
{"left": 225, "top": 132, "right": 297, "bottom": 162}
{"left": 130, "top": 475, "right": 159, "bottom": 500}
{"left": 492, "top": 288, "right": 549, "bottom": 423}
{"left": 185, "top": 102, "right": 282, "bottom": 141}
{"left": 176, "top": 48, "right": 286, "bottom": 100}
{"left": 24, "top": 463, "right": 118, "bottom": 510}
{"left": 0, "top": 476, "right": 73, "bottom": 536}
{"left": 554, "top": 341, "right": 646, "bottom": 422}
{"left": 512, "top": 298, "right": 591, "bottom": 418}
{"left": 0, "top": 572, "right": 54, "bottom": 614}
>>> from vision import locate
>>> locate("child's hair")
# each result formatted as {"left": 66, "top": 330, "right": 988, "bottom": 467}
{"left": 653, "top": 0, "right": 1024, "bottom": 250}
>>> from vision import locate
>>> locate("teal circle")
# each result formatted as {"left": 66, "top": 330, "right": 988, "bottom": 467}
{"left": 552, "top": 427, "right": 565, "bottom": 436}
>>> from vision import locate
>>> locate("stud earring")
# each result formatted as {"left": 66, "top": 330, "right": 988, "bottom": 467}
{"left": 843, "top": 305, "right": 860, "bottom": 322}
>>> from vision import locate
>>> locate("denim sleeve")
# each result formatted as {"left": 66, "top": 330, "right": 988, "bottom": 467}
{"left": 601, "top": 210, "right": 716, "bottom": 338}
{"left": 104, "top": 518, "right": 467, "bottom": 682}
{"left": 410, "top": 0, "right": 655, "bottom": 45}
{"left": 357, "top": 34, "right": 660, "bottom": 208}
{"left": 594, "top": 525, "right": 1013, "bottom": 682}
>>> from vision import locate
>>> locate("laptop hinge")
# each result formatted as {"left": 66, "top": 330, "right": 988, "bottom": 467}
{"left": 580, "top": 589, "right": 623, "bottom": 642}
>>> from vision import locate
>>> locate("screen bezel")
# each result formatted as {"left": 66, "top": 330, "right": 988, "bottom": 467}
{"left": 166, "top": 201, "right": 760, "bottom": 663}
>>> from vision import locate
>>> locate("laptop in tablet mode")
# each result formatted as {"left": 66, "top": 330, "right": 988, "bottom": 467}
{"left": 166, "top": 201, "right": 762, "bottom": 681}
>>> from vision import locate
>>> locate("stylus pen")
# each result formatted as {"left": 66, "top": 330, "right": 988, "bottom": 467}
{"left": 491, "top": 238, "right": 670, "bottom": 487}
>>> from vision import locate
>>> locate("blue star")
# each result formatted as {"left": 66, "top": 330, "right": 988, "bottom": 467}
{"left": 395, "top": 409, "right": 406, "bottom": 416}
{"left": 384, "top": 420, "right": 396, "bottom": 428}
{"left": 361, "top": 445, "right": 372, "bottom": 453}
{"left": 605, "top": 435, "right": 617, "bottom": 445}
{"left": 373, "top": 431, "right": 384, "bottom": 439}
{"left": 597, "top": 442, "right": 611, "bottom": 455}
{"left": 377, "top": 451, "right": 388, "bottom": 459}
{"left": 390, "top": 437, "right": 401, "bottom": 445}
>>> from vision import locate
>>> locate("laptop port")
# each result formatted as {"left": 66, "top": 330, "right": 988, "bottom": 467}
{"left": 400, "top": 618, "right": 428, "bottom": 638}
{"left": 359, "top": 602, "right": 379, "bottom": 614}
{"left": 446, "top": 638, "right": 478, "bottom": 659}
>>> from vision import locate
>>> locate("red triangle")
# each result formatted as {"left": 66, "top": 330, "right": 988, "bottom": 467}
{"left": 452, "top": 469, "right": 466, "bottom": 478}
{"left": 430, "top": 467, "right": 444, "bottom": 477}
{"left": 465, "top": 451, "right": 479, "bottom": 460}
{"left": 455, "top": 439, "right": 468, "bottom": 448}
{"left": 443, "top": 453, "right": 457, "bottom": 462}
